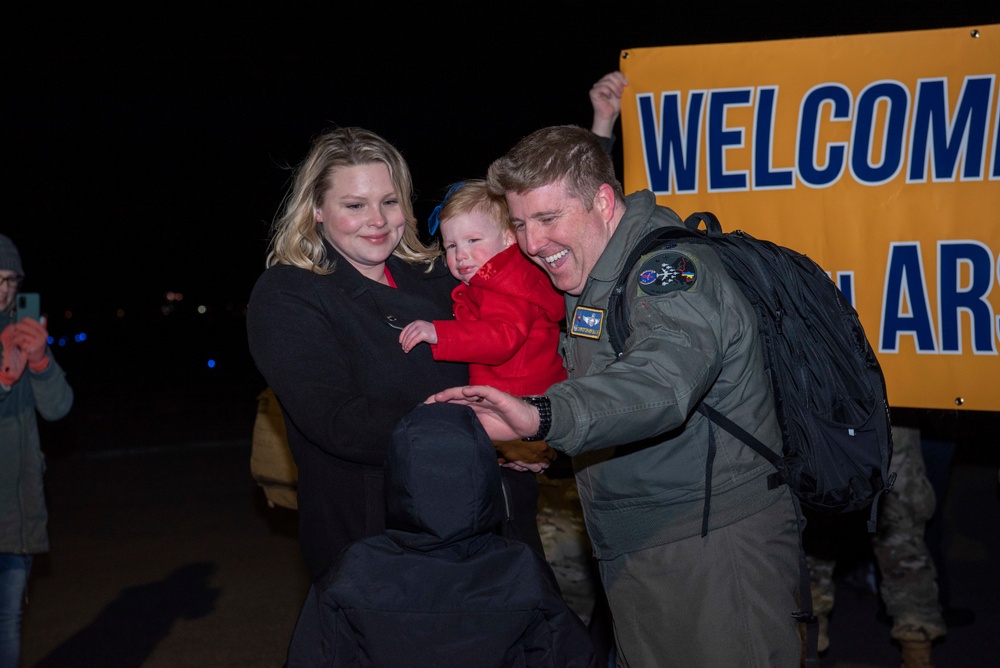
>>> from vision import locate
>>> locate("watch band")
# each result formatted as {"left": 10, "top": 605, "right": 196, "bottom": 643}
{"left": 521, "top": 395, "right": 552, "bottom": 442}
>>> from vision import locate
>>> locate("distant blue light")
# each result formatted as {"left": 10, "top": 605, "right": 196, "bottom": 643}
{"left": 207, "top": 359, "right": 216, "bottom": 369}
{"left": 74, "top": 332, "right": 88, "bottom": 343}
{"left": 57, "top": 337, "right": 67, "bottom": 347}
{"left": 46, "top": 336, "right": 54, "bottom": 345}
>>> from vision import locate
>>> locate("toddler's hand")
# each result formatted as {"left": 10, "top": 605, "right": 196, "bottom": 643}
{"left": 399, "top": 320, "right": 438, "bottom": 353}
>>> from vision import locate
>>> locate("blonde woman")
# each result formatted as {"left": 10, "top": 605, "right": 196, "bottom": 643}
{"left": 247, "top": 127, "right": 467, "bottom": 582}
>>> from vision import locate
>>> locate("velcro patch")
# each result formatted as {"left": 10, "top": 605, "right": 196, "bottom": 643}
{"left": 637, "top": 252, "right": 697, "bottom": 295}
{"left": 570, "top": 306, "right": 604, "bottom": 339}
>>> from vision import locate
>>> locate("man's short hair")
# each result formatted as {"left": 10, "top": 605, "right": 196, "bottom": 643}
{"left": 486, "top": 125, "right": 625, "bottom": 210}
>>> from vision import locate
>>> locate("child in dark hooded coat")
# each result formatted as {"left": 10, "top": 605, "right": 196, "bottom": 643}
{"left": 286, "top": 402, "right": 596, "bottom": 668}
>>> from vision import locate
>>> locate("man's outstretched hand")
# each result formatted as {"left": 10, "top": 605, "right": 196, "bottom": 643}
{"left": 427, "top": 385, "right": 553, "bottom": 472}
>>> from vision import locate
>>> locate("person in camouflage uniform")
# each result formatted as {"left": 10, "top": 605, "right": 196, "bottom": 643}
{"left": 807, "top": 424, "right": 946, "bottom": 667}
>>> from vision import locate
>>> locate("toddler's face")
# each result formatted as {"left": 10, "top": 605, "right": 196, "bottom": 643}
{"left": 441, "top": 211, "right": 514, "bottom": 284}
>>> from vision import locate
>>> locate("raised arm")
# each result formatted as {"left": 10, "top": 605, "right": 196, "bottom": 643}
{"left": 590, "top": 70, "right": 628, "bottom": 139}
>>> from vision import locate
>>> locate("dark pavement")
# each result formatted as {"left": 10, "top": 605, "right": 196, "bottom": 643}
{"left": 21, "top": 373, "right": 310, "bottom": 668}
{"left": 18, "top": 372, "right": 1000, "bottom": 667}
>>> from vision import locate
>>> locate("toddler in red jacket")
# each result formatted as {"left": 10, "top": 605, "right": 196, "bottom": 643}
{"left": 399, "top": 179, "right": 565, "bottom": 395}
{"left": 399, "top": 179, "right": 566, "bottom": 554}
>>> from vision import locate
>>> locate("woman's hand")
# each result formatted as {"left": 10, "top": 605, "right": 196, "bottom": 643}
{"left": 494, "top": 439, "right": 556, "bottom": 473}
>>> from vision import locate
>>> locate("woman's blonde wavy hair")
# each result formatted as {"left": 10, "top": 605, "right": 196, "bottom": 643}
{"left": 266, "top": 127, "right": 441, "bottom": 273}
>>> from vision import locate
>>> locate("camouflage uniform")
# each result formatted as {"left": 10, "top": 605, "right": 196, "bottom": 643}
{"left": 808, "top": 424, "right": 947, "bottom": 651}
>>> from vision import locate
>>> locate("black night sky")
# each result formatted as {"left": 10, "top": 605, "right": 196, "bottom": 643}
{"left": 3, "top": 1, "right": 997, "bottom": 388}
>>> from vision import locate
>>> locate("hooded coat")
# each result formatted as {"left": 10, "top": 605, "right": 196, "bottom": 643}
{"left": 0, "top": 309, "right": 74, "bottom": 554}
{"left": 286, "top": 403, "right": 596, "bottom": 668}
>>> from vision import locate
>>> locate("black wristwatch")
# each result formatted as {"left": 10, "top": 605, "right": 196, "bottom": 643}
{"left": 521, "top": 395, "right": 552, "bottom": 442}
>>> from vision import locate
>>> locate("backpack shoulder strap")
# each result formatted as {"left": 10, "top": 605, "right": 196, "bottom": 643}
{"left": 698, "top": 403, "right": 784, "bottom": 486}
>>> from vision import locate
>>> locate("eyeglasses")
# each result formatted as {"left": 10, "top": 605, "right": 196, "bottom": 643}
{"left": 0, "top": 276, "right": 21, "bottom": 288}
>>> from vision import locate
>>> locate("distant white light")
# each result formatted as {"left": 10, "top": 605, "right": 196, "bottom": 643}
{"left": 197, "top": 305, "right": 207, "bottom": 314}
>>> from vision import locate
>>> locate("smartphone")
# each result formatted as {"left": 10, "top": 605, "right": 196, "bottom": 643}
{"left": 16, "top": 292, "right": 40, "bottom": 322}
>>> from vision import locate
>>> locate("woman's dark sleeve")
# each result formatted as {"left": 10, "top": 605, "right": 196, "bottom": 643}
{"left": 247, "top": 265, "right": 466, "bottom": 467}
{"left": 247, "top": 270, "right": 397, "bottom": 465}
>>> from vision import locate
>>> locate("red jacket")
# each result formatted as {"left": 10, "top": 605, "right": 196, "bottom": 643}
{"left": 432, "top": 245, "right": 566, "bottom": 395}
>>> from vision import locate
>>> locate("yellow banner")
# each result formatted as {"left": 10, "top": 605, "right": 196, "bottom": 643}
{"left": 620, "top": 25, "right": 1000, "bottom": 411}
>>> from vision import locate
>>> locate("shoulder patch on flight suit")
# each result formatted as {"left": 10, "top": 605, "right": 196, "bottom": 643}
{"left": 637, "top": 251, "right": 697, "bottom": 295}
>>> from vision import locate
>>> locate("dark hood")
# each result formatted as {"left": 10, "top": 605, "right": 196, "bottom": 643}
{"left": 384, "top": 403, "right": 505, "bottom": 556}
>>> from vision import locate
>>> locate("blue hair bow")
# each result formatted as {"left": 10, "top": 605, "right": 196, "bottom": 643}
{"left": 427, "top": 181, "right": 465, "bottom": 236}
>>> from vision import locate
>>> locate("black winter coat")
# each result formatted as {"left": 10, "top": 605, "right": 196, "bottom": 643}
{"left": 247, "top": 248, "right": 468, "bottom": 579}
{"left": 286, "top": 403, "right": 596, "bottom": 668}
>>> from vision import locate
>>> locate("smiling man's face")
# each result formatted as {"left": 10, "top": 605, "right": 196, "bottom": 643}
{"left": 507, "top": 180, "right": 616, "bottom": 296}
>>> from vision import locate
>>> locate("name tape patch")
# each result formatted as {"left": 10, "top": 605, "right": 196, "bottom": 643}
{"left": 570, "top": 306, "right": 604, "bottom": 339}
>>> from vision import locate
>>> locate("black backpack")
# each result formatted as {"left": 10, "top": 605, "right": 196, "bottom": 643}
{"left": 608, "top": 212, "right": 895, "bottom": 531}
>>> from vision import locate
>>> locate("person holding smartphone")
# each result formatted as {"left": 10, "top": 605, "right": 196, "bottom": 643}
{"left": 0, "top": 233, "right": 73, "bottom": 668}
